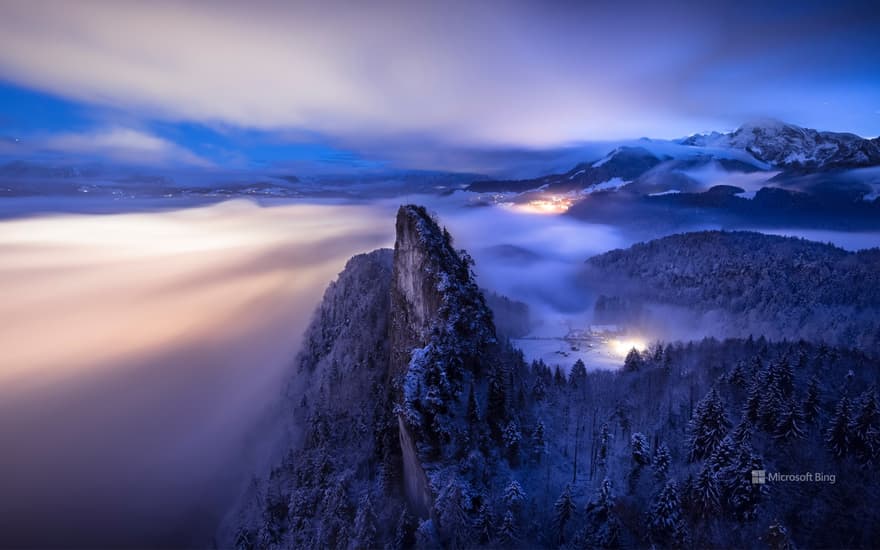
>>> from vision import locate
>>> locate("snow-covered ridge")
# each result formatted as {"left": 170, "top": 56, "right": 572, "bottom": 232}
{"left": 682, "top": 120, "right": 880, "bottom": 169}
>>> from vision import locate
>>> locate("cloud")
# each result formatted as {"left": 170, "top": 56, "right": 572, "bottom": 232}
{"left": 42, "top": 127, "right": 210, "bottom": 166}
{"left": 0, "top": 0, "right": 877, "bottom": 148}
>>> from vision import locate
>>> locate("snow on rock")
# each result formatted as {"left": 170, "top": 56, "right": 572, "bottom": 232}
{"left": 683, "top": 119, "right": 880, "bottom": 169}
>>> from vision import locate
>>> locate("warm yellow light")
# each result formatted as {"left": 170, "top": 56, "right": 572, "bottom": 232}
{"left": 512, "top": 196, "right": 573, "bottom": 214}
{"left": 610, "top": 338, "right": 647, "bottom": 357}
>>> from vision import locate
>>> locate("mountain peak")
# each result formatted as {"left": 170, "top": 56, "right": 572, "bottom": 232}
{"left": 683, "top": 120, "right": 880, "bottom": 169}
{"left": 736, "top": 117, "right": 793, "bottom": 132}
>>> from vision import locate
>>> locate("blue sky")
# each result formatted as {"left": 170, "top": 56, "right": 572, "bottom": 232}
{"left": 0, "top": 0, "right": 878, "bottom": 174}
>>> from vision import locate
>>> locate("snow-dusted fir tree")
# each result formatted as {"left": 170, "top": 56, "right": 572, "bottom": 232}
{"left": 503, "top": 480, "right": 526, "bottom": 516}
{"left": 648, "top": 480, "right": 687, "bottom": 547}
{"left": 583, "top": 478, "right": 622, "bottom": 548}
{"left": 850, "top": 389, "right": 880, "bottom": 466}
{"left": 628, "top": 431, "right": 651, "bottom": 493}
{"left": 718, "top": 444, "right": 766, "bottom": 521}
{"left": 552, "top": 484, "right": 576, "bottom": 544}
{"left": 825, "top": 396, "right": 853, "bottom": 459}
{"left": 503, "top": 420, "right": 522, "bottom": 466}
{"left": 475, "top": 502, "right": 493, "bottom": 545}
{"left": 624, "top": 348, "right": 644, "bottom": 372}
{"left": 569, "top": 359, "right": 587, "bottom": 389}
{"left": 689, "top": 465, "right": 720, "bottom": 519}
{"left": 803, "top": 376, "right": 821, "bottom": 423}
{"left": 597, "top": 423, "right": 612, "bottom": 467}
{"left": 631, "top": 432, "right": 651, "bottom": 467}
{"left": 435, "top": 480, "right": 471, "bottom": 547}
{"left": 653, "top": 443, "right": 671, "bottom": 482}
{"left": 731, "top": 419, "right": 754, "bottom": 446}
{"left": 498, "top": 510, "right": 518, "bottom": 546}
{"left": 775, "top": 400, "right": 806, "bottom": 442}
{"left": 687, "top": 388, "right": 731, "bottom": 461}
{"left": 532, "top": 420, "right": 547, "bottom": 464}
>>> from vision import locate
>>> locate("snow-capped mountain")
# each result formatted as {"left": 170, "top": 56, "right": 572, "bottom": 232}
{"left": 682, "top": 119, "right": 880, "bottom": 169}
{"left": 467, "top": 120, "right": 879, "bottom": 197}
{"left": 467, "top": 146, "right": 665, "bottom": 194}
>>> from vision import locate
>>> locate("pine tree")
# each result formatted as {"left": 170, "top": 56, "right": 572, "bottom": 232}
{"left": 850, "top": 390, "right": 880, "bottom": 466}
{"left": 651, "top": 343, "right": 665, "bottom": 364}
{"left": 475, "top": 502, "right": 494, "bottom": 545}
{"left": 631, "top": 432, "right": 651, "bottom": 466}
{"left": 624, "top": 348, "right": 644, "bottom": 372}
{"left": 569, "top": 359, "right": 587, "bottom": 389}
{"left": 709, "top": 436, "right": 737, "bottom": 471}
{"left": 532, "top": 420, "right": 547, "bottom": 464}
{"left": 553, "top": 484, "right": 576, "bottom": 544}
{"left": 758, "top": 380, "right": 784, "bottom": 432}
{"left": 775, "top": 399, "right": 806, "bottom": 441}
{"left": 825, "top": 396, "right": 853, "bottom": 459}
{"left": 687, "top": 388, "right": 731, "bottom": 461}
{"left": 653, "top": 443, "right": 671, "bottom": 482}
{"left": 554, "top": 365, "right": 566, "bottom": 386}
{"left": 690, "top": 465, "right": 720, "bottom": 519}
{"left": 729, "top": 361, "right": 748, "bottom": 388}
{"left": 532, "top": 376, "right": 546, "bottom": 402}
{"left": 803, "top": 376, "right": 821, "bottom": 423}
{"left": 743, "top": 379, "right": 763, "bottom": 424}
{"left": 648, "top": 480, "right": 686, "bottom": 546}
{"left": 498, "top": 510, "right": 518, "bottom": 545}
{"left": 774, "top": 357, "right": 795, "bottom": 398}
{"left": 436, "top": 480, "right": 472, "bottom": 547}
{"left": 719, "top": 444, "right": 766, "bottom": 521}
{"left": 584, "top": 478, "right": 621, "bottom": 548}
{"left": 597, "top": 423, "right": 611, "bottom": 467}
{"left": 503, "top": 420, "right": 522, "bottom": 466}
{"left": 503, "top": 480, "right": 526, "bottom": 515}
{"left": 731, "top": 420, "right": 754, "bottom": 446}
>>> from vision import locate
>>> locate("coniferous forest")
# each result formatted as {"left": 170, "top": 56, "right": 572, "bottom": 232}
{"left": 227, "top": 207, "right": 880, "bottom": 550}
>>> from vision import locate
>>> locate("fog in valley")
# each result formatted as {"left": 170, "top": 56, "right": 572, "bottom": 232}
{"left": 2, "top": 194, "right": 880, "bottom": 547}
{"left": 0, "top": 200, "right": 392, "bottom": 547}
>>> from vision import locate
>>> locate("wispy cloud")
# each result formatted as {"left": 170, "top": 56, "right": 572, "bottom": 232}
{"left": 42, "top": 127, "right": 211, "bottom": 166}
{"left": 0, "top": 0, "right": 877, "bottom": 149}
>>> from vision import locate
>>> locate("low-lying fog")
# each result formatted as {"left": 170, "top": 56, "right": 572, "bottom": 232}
{"left": 0, "top": 200, "right": 392, "bottom": 547}
{"left": 1, "top": 194, "right": 879, "bottom": 547}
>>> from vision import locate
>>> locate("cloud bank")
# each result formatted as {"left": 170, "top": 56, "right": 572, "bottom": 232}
{"left": 1, "top": 0, "right": 877, "bottom": 151}
{"left": 43, "top": 127, "right": 210, "bottom": 166}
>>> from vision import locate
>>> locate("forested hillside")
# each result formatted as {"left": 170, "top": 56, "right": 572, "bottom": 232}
{"left": 585, "top": 231, "right": 880, "bottom": 351}
{"left": 225, "top": 211, "right": 880, "bottom": 550}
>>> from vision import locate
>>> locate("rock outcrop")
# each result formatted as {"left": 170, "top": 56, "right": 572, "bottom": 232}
{"left": 222, "top": 205, "right": 501, "bottom": 548}
{"left": 388, "top": 205, "right": 497, "bottom": 517}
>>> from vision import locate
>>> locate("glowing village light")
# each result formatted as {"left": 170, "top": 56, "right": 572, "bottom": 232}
{"left": 512, "top": 195, "right": 574, "bottom": 214}
{"left": 610, "top": 338, "right": 647, "bottom": 357}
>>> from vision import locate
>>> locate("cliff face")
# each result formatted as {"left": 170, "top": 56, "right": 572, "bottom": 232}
{"left": 388, "top": 205, "right": 498, "bottom": 518}
{"left": 223, "top": 205, "right": 500, "bottom": 547}
{"left": 389, "top": 205, "right": 446, "bottom": 381}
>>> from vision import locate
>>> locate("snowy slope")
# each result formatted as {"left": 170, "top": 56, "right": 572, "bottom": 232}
{"left": 682, "top": 119, "right": 880, "bottom": 169}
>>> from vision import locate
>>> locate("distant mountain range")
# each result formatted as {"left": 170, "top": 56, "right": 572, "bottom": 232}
{"left": 468, "top": 120, "right": 880, "bottom": 196}
{"left": 681, "top": 119, "right": 880, "bottom": 169}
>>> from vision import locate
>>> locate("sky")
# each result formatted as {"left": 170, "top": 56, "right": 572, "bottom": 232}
{"left": 0, "top": 0, "right": 878, "bottom": 174}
